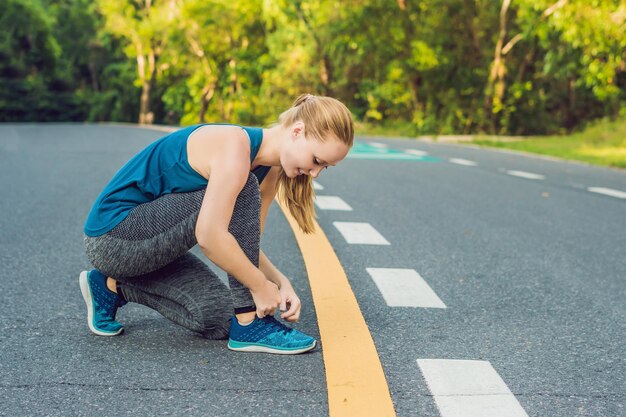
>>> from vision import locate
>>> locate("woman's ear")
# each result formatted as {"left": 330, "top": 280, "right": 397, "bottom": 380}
{"left": 292, "top": 121, "right": 305, "bottom": 138}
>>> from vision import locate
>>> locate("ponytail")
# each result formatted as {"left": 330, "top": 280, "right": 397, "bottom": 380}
{"left": 276, "top": 169, "right": 316, "bottom": 234}
{"left": 275, "top": 94, "right": 354, "bottom": 234}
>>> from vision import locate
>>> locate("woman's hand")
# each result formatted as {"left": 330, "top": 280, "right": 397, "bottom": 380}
{"left": 279, "top": 281, "right": 302, "bottom": 323}
{"left": 250, "top": 280, "right": 281, "bottom": 318}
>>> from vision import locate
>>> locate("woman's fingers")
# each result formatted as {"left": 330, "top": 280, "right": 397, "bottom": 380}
{"left": 284, "top": 308, "right": 301, "bottom": 322}
{"left": 281, "top": 299, "right": 301, "bottom": 322}
{"left": 259, "top": 306, "right": 277, "bottom": 317}
{"left": 256, "top": 300, "right": 279, "bottom": 318}
{"left": 251, "top": 280, "right": 281, "bottom": 319}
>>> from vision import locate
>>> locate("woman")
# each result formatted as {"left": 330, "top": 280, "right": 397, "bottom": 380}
{"left": 80, "top": 94, "right": 354, "bottom": 355}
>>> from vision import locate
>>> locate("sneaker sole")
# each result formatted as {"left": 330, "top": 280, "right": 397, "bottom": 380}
{"left": 79, "top": 271, "right": 124, "bottom": 337}
{"left": 227, "top": 339, "right": 316, "bottom": 355}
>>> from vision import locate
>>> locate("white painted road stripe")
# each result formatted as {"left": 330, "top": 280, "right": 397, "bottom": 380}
{"left": 506, "top": 170, "right": 546, "bottom": 180}
{"left": 333, "top": 222, "right": 390, "bottom": 245}
{"left": 369, "top": 142, "right": 388, "bottom": 148}
{"left": 449, "top": 158, "right": 477, "bottom": 166}
{"left": 314, "top": 196, "right": 353, "bottom": 211}
{"left": 588, "top": 187, "right": 626, "bottom": 199}
{"left": 416, "top": 359, "right": 529, "bottom": 417}
{"left": 405, "top": 149, "right": 429, "bottom": 156}
{"left": 313, "top": 181, "right": 324, "bottom": 190}
{"left": 348, "top": 153, "right": 427, "bottom": 160}
{"left": 366, "top": 268, "right": 446, "bottom": 308}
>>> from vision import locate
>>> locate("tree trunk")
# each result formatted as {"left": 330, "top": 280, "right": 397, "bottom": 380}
{"left": 316, "top": 50, "right": 331, "bottom": 94}
{"left": 136, "top": 51, "right": 148, "bottom": 124}
{"left": 484, "top": 0, "right": 511, "bottom": 133}
{"left": 566, "top": 77, "right": 577, "bottom": 129}
{"left": 398, "top": 1, "right": 422, "bottom": 121}
{"left": 407, "top": 74, "right": 421, "bottom": 115}
{"left": 139, "top": 82, "right": 151, "bottom": 125}
{"left": 229, "top": 58, "right": 238, "bottom": 95}
{"left": 223, "top": 58, "right": 237, "bottom": 121}
{"left": 186, "top": 33, "right": 217, "bottom": 123}
{"left": 198, "top": 84, "right": 215, "bottom": 123}
{"left": 294, "top": 2, "right": 333, "bottom": 94}
{"left": 484, "top": 0, "right": 568, "bottom": 132}
{"left": 138, "top": 49, "right": 158, "bottom": 125}
{"left": 88, "top": 60, "right": 99, "bottom": 92}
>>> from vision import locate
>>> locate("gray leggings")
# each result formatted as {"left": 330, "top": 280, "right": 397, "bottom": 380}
{"left": 84, "top": 173, "right": 261, "bottom": 339}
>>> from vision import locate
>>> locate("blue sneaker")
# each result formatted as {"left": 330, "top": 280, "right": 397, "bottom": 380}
{"left": 79, "top": 270, "right": 126, "bottom": 336}
{"left": 228, "top": 315, "right": 316, "bottom": 354}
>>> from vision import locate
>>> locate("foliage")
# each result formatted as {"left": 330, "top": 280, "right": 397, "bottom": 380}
{"left": 0, "top": 0, "right": 72, "bottom": 121}
{"left": 472, "top": 114, "right": 626, "bottom": 169}
{"left": 0, "top": 0, "right": 624, "bottom": 135}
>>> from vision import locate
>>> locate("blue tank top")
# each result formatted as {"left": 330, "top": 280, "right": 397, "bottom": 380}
{"left": 84, "top": 123, "right": 271, "bottom": 237}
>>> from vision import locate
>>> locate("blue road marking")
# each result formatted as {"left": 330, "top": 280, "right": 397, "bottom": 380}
{"left": 348, "top": 141, "right": 441, "bottom": 162}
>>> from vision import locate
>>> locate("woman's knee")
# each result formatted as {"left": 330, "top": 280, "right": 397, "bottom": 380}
{"left": 199, "top": 318, "right": 231, "bottom": 340}
{"left": 162, "top": 253, "right": 233, "bottom": 338}
{"left": 192, "top": 300, "right": 231, "bottom": 339}
{"left": 84, "top": 234, "right": 119, "bottom": 277}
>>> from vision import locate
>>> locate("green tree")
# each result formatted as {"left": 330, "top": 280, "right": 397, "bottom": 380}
{"left": 0, "top": 0, "right": 77, "bottom": 121}
{"left": 164, "top": 0, "right": 267, "bottom": 124}
{"left": 484, "top": 0, "right": 625, "bottom": 133}
{"left": 1, "top": 0, "right": 623, "bottom": 134}
{"left": 98, "top": 0, "right": 182, "bottom": 124}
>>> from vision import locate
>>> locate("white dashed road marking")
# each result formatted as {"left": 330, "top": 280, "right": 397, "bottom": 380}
{"left": 449, "top": 158, "right": 477, "bottom": 166}
{"left": 314, "top": 154, "right": 545, "bottom": 417}
{"left": 369, "top": 142, "right": 388, "bottom": 148}
{"left": 405, "top": 149, "right": 429, "bottom": 156}
{"left": 348, "top": 153, "right": 426, "bottom": 160}
{"left": 506, "top": 170, "right": 546, "bottom": 180}
{"left": 587, "top": 187, "right": 626, "bottom": 199}
{"left": 333, "top": 222, "right": 390, "bottom": 245}
{"left": 366, "top": 268, "right": 446, "bottom": 308}
{"left": 314, "top": 196, "right": 353, "bottom": 211}
{"left": 416, "top": 359, "right": 529, "bottom": 417}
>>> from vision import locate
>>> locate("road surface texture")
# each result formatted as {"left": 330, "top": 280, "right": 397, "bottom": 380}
{"left": 0, "top": 124, "right": 623, "bottom": 417}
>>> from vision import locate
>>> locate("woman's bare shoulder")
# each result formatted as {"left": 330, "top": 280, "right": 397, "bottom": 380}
{"left": 187, "top": 125, "right": 251, "bottom": 179}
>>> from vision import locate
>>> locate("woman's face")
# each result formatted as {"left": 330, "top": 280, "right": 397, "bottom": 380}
{"left": 280, "top": 122, "right": 350, "bottom": 179}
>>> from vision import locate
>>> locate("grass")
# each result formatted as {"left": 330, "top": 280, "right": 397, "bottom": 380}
{"left": 356, "top": 117, "right": 626, "bottom": 170}
{"left": 471, "top": 118, "right": 626, "bottom": 169}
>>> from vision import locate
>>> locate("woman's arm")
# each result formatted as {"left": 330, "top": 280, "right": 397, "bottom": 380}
{"left": 257, "top": 167, "right": 288, "bottom": 287}
{"left": 260, "top": 250, "right": 289, "bottom": 288}
{"left": 194, "top": 128, "right": 280, "bottom": 317}
{"left": 257, "top": 167, "right": 302, "bottom": 322}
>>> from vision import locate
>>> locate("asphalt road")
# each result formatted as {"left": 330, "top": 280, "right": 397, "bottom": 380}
{"left": 0, "top": 124, "right": 624, "bottom": 417}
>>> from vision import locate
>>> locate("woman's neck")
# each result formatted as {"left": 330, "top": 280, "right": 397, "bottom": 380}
{"left": 256, "top": 125, "right": 287, "bottom": 167}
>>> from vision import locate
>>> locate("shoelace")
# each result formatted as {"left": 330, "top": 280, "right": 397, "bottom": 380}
{"left": 263, "top": 316, "right": 293, "bottom": 335}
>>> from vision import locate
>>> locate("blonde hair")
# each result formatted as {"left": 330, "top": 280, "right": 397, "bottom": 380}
{"left": 275, "top": 94, "right": 354, "bottom": 234}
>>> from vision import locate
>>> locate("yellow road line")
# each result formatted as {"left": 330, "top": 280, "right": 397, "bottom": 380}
{"left": 277, "top": 201, "right": 397, "bottom": 417}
